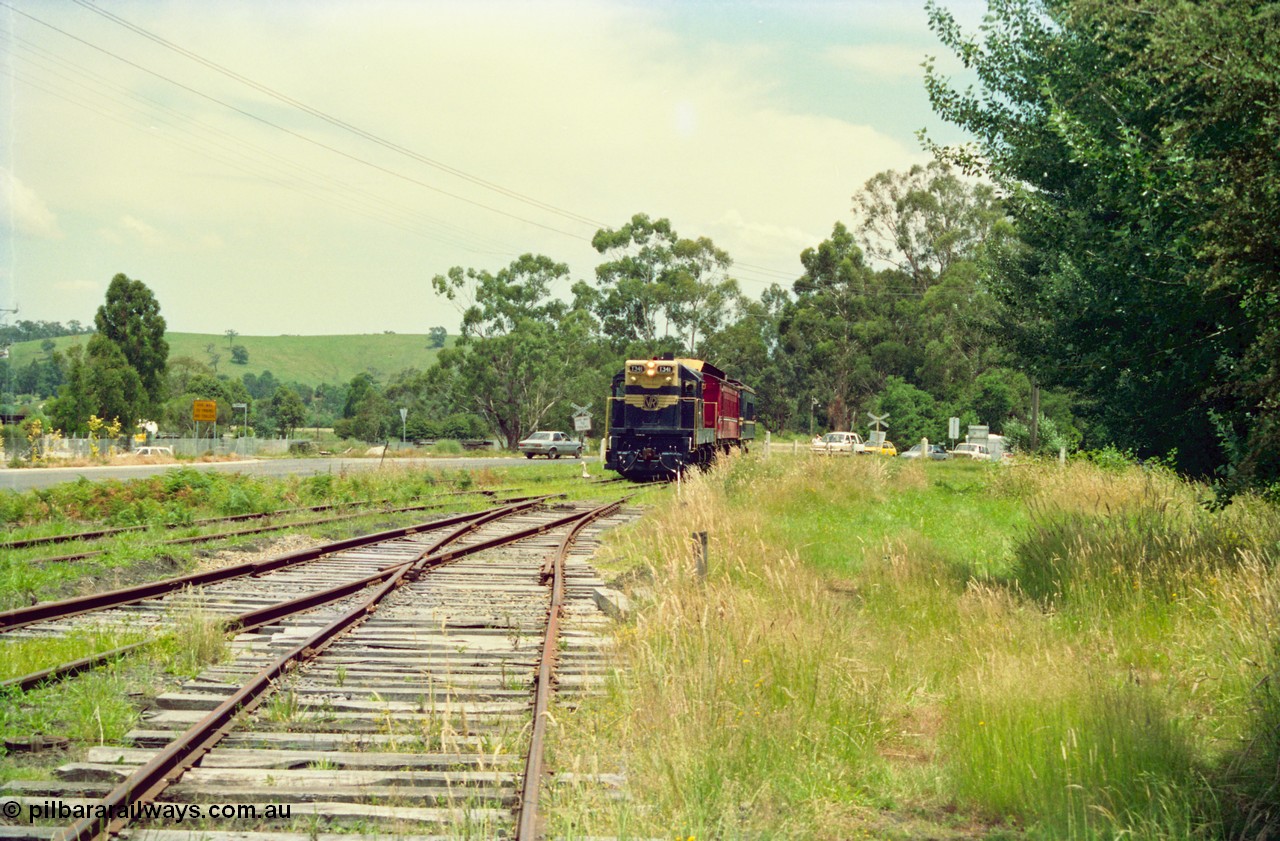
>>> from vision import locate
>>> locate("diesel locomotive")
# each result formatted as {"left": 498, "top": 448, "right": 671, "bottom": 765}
{"left": 604, "top": 355, "right": 756, "bottom": 481}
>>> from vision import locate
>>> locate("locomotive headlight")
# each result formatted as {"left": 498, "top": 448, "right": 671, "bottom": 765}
{"left": 646, "top": 362, "right": 657, "bottom": 375}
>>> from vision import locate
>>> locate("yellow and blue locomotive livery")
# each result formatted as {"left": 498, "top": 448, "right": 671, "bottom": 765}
{"left": 604, "top": 355, "right": 756, "bottom": 481}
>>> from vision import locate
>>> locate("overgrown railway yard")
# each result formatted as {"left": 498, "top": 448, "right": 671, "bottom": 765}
{"left": 1, "top": 455, "right": 1278, "bottom": 840}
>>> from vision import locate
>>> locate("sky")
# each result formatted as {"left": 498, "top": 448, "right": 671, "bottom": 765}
{"left": 1, "top": 0, "right": 984, "bottom": 336}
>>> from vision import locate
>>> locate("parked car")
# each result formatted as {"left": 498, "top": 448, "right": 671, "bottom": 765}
{"left": 518, "top": 431, "right": 582, "bottom": 459}
{"left": 863, "top": 440, "right": 897, "bottom": 456}
{"left": 810, "top": 431, "right": 864, "bottom": 455}
{"left": 130, "top": 446, "right": 174, "bottom": 457}
{"left": 951, "top": 442, "right": 991, "bottom": 460}
{"left": 900, "top": 443, "right": 950, "bottom": 460}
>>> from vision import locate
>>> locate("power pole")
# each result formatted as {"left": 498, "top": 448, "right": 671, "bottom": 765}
{"left": 1030, "top": 377, "right": 1040, "bottom": 453}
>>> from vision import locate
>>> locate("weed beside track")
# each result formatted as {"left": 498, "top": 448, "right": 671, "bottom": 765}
{"left": 548, "top": 454, "right": 1280, "bottom": 840}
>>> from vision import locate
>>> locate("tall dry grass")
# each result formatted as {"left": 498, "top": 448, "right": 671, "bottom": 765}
{"left": 548, "top": 453, "right": 1280, "bottom": 840}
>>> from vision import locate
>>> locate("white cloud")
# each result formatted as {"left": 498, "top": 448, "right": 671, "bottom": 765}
{"left": 6, "top": 1, "right": 960, "bottom": 332}
{"left": 118, "top": 215, "right": 165, "bottom": 247}
{"left": 713, "top": 209, "right": 817, "bottom": 258}
{"left": 823, "top": 44, "right": 933, "bottom": 80}
{"left": 2, "top": 168, "right": 63, "bottom": 239}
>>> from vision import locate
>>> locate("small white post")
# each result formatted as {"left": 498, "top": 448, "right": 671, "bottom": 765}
{"left": 764, "top": 430, "right": 771, "bottom": 458}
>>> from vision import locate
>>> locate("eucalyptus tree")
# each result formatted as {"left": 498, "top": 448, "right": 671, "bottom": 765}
{"left": 46, "top": 335, "right": 145, "bottom": 435}
{"left": 779, "top": 223, "right": 882, "bottom": 431}
{"left": 432, "top": 253, "right": 599, "bottom": 449}
{"left": 852, "top": 161, "right": 1004, "bottom": 291}
{"left": 582, "top": 213, "right": 736, "bottom": 355}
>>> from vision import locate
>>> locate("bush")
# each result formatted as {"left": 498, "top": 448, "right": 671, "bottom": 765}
{"left": 1081, "top": 444, "right": 1141, "bottom": 471}
{"left": 1003, "top": 414, "right": 1079, "bottom": 456}
{"left": 432, "top": 438, "right": 463, "bottom": 455}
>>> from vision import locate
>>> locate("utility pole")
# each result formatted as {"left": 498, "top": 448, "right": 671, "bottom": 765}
{"left": 1030, "top": 377, "right": 1040, "bottom": 453}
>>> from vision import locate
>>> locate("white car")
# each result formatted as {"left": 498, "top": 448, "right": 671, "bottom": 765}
{"left": 810, "top": 431, "right": 864, "bottom": 455}
{"left": 951, "top": 442, "right": 990, "bottom": 460}
{"left": 518, "top": 431, "right": 582, "bottom": 459}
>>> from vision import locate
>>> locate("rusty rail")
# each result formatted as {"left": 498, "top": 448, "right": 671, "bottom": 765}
{"left": 0, "top": 501, "right": 552, "bottom": 634}
{"left": 1, "top": 490, "right": 503, "bottom": 551}
{"left": 51, "top": 499, "right": 612, "bottom": 841}
{"left": 1, "top": 498, "right": 559, "bottom": 693}
{"left": 516, "top": 497, "right": 628, "bottom": 840}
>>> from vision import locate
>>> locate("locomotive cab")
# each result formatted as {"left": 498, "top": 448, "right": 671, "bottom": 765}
{"left": 605, "top": 356, "right": 755, "bottom": 481}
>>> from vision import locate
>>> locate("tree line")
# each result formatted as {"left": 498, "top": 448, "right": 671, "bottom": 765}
{"left": 6, "top": 0, "right": 1273, "bottom": 490}
{"left": 922, "top": 0, "right": 1278, "bottom": 490}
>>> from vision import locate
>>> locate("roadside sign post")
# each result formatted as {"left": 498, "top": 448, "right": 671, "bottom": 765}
{"left": 232, "top": 403, "right": 247, "bottom": 455}
{"left": 572, "top": 403, "right": 592, "bottom": 444}
{"left": 399, "top": 407, "right": 408, "bottom": 444}
{"left": 948, "top": 416, "right": 960, "bottom": 449}
{"left": 193, "top": 400, "right": 217, "bottom": 453}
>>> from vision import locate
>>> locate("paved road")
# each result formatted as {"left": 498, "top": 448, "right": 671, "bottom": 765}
{"left": 0, "top": 455, "right": 600, "bottom": 492}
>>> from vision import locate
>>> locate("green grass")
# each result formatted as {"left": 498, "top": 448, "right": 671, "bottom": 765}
{"left": 0, "top": 630, "right": 148, "bottom": 681}
{"left": 751, "top": 457, "right": 1025, "bottom": 577}
{"left": 6, "top": 331, "right": 451, "bottom": 387}
{"left": 0, "top": 465, "right": 527, "bottom": 609}
{"left": 548, "top": 452, "right": 1280, "bottom": 840}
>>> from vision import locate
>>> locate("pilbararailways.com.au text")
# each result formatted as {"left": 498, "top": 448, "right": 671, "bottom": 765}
{"left": 14, "top": 800, "right": 293, "bottom": 822}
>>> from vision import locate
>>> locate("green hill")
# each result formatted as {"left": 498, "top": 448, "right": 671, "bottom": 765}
{"left": 6, "top": 332, "right": 450, "bottom": 387}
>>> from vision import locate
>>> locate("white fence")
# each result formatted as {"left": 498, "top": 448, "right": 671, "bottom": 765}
{"left": 30, "top": 435, "right": 294, "bottom": 460}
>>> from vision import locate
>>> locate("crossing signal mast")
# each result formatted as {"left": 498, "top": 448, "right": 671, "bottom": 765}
{"left": 867, "top": 411, "right": 889, "bottom": 446}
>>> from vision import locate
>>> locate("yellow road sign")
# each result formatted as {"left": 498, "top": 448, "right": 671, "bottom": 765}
{"left": 192, "top": 400, "right": 217, "bottom": 422}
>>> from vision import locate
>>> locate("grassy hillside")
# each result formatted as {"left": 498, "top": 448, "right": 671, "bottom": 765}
{"left": 6, "top": 332, "right": 450, "bottom": 387}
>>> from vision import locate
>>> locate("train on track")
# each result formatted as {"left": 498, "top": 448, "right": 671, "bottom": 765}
{"left": 604, "top": 355, "right": 756, "bottom": 481}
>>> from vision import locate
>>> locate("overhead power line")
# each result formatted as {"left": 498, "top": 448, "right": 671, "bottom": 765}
{"left": 67, "top": 0, "right": 606, "bottom": 231}
{"left": 3, "top": 1, "right": 591, "bottom": 241}
{"left": 2, "top": 33, "right": 522, "bottom": 258}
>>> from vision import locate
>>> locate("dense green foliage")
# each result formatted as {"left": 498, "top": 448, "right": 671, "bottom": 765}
{"left": 94, "top": 274, "right": 168, "bottom": 415}
{"left": 433, "top": 254, "right": 600, "bottom": 448}
{"left": 924, "top": 0, "right": 1280, "bottom": 485}
{"left": 41, "top": 277, "right": 165, "bottom": 435}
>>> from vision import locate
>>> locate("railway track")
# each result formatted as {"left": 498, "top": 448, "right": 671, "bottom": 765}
{"left": 1, "top": 497, "right": 638, "bottom": 840}
{"left": 1, "top": 490, "right": 507, "bottom": 552}
{"left": 17, "top": 496, "right": 549, "bottom": 570}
